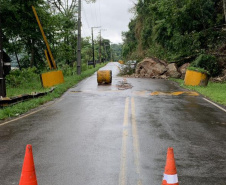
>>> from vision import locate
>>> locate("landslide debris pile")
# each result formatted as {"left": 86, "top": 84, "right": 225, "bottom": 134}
{"left": 133, "top": 57, "right": 225, "bottom": 82}
{"left": 134, "top": 58, "right": 185, "bottom": 79}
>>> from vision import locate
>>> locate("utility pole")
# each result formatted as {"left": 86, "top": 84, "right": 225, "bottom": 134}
{"left": 77, "top": 0, "right": 81, "bottom": 75}
{"left": 0, "top": 17, "right": 6, "bottom": 97}
{"left": 91, "top": 26, "right": 100, "bottom": 68}
{"left": 99, "top": 30, "right": 101, "bottom": 64}
{"left": 110, "top": 42, "right": 113, "bottom": 61}
{"left": 92, "top": 27, "right": 95, "bottom": 68}
{"left": 104, "top": 43, "right": 107, "bottom": 62}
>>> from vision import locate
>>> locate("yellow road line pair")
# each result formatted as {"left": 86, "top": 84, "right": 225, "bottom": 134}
{"left": 119, "top": 97, "right": 142, "bottom": 185}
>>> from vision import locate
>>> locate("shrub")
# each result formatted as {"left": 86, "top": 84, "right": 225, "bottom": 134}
{"left": 187, "top": 66, "right": 210, "bottom": 75}
{"left": 60, "top": 64, "right": 77, "bottom": 76}
{"left": 119, "top": 64, "right": 135, "bottom": 76}
{"left": 190, "top": 54, "right": 220, "bottom": 76}
{"left": 6, "top": 67, "right": 40, "bottom": 88}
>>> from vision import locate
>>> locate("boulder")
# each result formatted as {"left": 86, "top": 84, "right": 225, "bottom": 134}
{"left": 135, "top": 58, "right": 167, "bottom": 78}
{"left": 211, "top": 69, "right": 226, "bottom": 82}
{"left": 165, "top": 63, "right": 181, "bottom": 78}
{"left": 178, "top": 63, "right": 190, "bottom": 79}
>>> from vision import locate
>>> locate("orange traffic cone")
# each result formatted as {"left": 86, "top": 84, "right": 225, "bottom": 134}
{"left": 19, "top": 144, "right": 38, "bottom": 185}
{"left": 162, "top": 147, "right": 179, "bottom": 185}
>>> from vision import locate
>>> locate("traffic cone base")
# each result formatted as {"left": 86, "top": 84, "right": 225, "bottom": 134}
{"left": 162, "top": 147, "right": 179, "bottom": 185}
{"left": 19, "top": 144, "right": 38, "bottom": 185}
{"left": 162, "top": 173, "right": 178, "bottom": 185}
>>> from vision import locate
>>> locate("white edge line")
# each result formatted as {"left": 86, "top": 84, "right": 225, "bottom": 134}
{"left": 203, "top": 98, "right": 226, "bottom": 113}
{"left": 0, "top": 98, "right": 64, "bottom": 127}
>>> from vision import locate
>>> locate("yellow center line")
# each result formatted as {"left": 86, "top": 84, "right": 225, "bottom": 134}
{"left": 119, "top": 97, "right": 129, "bottom": 185}
{"left": 119, "top": 130, "right": 128, "bottom": 185}
{"left": 123, "top": 98, "right": 129, "bottom": 127}
{"left": 131, "top": 97, "right": 143, "bottom": 185}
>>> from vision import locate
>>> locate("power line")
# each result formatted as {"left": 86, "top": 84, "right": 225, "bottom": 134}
{"left": 82, "top": 2, "right": 90, "bottom": 29}
{"left": 98, "top": 0, "right": 102, "bottom": 26}
{"left": 92, "top": 2, "right": 98, "bottom": 27}
{"left": 81, "top": 26, "right": 89, "bottom": 38}
{"left": 95, "top": 1, "right": 101, "bottom": 27}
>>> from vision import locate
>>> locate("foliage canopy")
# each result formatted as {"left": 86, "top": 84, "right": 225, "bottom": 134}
{"left": 122, "top": 0, "right": 225, "bottom": 76}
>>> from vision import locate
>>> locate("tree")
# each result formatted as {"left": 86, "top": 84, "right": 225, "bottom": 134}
{"left": 0, "top": 0, "right": 53, "bottom": 68}
{"left": 46, "top": 0, "right": 96, "bottom": 66}
{"left": 122, "top": 0, "right": 225, "bottom": 64}
{"left": 111, "top": 44, "right": 122, "bottom": 61}
{"left": 0, "top": 0, "right": 98, "bottom": 70}
{"left": 223, "top": 0, "right": 226, "bottom": 22}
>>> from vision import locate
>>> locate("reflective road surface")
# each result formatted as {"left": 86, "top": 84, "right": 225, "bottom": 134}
{"left": 0, "top": 62, "right": 226, "bottom": 185}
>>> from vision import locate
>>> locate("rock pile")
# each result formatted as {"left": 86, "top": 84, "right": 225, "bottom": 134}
{"left": 135, "top": 57, "right": 189, "bottom": 79}
{"left": 135, "top": 58, "right": 167, "bottom": 78}
{"left": 211, "top": 69, "right": 226, "bottom": 82}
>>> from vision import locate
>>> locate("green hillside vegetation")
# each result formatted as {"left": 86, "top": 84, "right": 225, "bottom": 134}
{"left": 122, "top": 0, "right": 226, "bottom": 77}
{"left": 111, "top": 44, "right": 123, "bottom": 61}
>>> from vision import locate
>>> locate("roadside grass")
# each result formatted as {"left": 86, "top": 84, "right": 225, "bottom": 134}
{"left": 0, "top": 64, "right": 105, "bottom": 120}
{"left": 170, "top": 78, "right": 226, "bottom": 106}
{"left": 6, "top": 82, "right": 45, "bottom": 97}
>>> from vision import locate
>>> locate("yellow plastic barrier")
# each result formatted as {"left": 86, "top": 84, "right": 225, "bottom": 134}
{"left": 184, "top": 70, "right": 209, "bottom": 86}
{"left": 97, "top": 70, "right": 112, "bottom": 84}
{"left": 41, "top": 70, "right": 64, "bottom": 88}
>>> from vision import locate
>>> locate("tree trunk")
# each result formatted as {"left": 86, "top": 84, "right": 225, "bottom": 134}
{"left": 15, "top": 50, "right": 21, "bottom": 70}
{"left": 12, "top": 42, "right": 21, "bottom": 70}
{"left": 223, "top": 0, "right": 226, "bottom": 23}
{"left": 30, "top": 39, "right": 35, "bottom": 67}
{"left": 0, "top": 17, "right": 6, "bottom": 97}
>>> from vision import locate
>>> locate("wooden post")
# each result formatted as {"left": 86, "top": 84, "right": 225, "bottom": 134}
{"left": 32, "top": 6, "right": 57, "bottom": 69}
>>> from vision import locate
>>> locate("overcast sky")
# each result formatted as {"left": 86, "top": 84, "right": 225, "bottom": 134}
{"left": 81, "top": 0, "right": 136, "bottom": 44}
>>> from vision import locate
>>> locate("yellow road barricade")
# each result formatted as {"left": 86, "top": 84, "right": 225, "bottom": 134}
{"left": 97, "top": 70, "right": 112, "bottom": 85}
{"left": 41, "top": 70, "right": 64, "bottom": 88}
{"left": 184, "top": 70, "right": 209, "bottom": 86}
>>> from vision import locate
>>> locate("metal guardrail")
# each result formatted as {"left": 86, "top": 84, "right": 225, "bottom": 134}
{"left": 87, "top": 60, "right": 104, "bottom": 66}
{"left": 0, "top": 88, "right": 55, "bottom": 108}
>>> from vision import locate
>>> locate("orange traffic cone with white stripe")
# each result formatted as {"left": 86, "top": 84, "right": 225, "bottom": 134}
{"left": 162, "top": 147, "right": 179, "bottom": 185}
{"left": 19, "top": 144, "right": 38, "bottom": 185}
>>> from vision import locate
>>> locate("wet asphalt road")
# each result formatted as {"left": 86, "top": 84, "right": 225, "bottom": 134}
{"left": 0, "top": 62, "right": 226, "bottom": 185}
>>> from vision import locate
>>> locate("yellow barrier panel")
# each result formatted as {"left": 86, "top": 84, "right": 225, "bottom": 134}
{"left": 184, "top": 70, "right": 209, "bottom": 86}
{"left": 118, "top": 60, "right": 124, "bottom": 64}
{"left": 41, "top": 70, "right": 64, "bottom": 88}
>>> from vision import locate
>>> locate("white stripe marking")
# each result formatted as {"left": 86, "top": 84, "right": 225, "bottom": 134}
{"left": 0, "top": 98, "right": 64, "bottom": 127}
{"left": 163, "top": 173, "right": 178, "bottom": 184}
{"left": 203, "top": 98, "right": 226, "bottom": 113}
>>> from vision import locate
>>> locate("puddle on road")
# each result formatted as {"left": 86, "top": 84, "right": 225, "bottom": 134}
{"left": 116, "top": 78, "right": 133, "bottom": 90}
